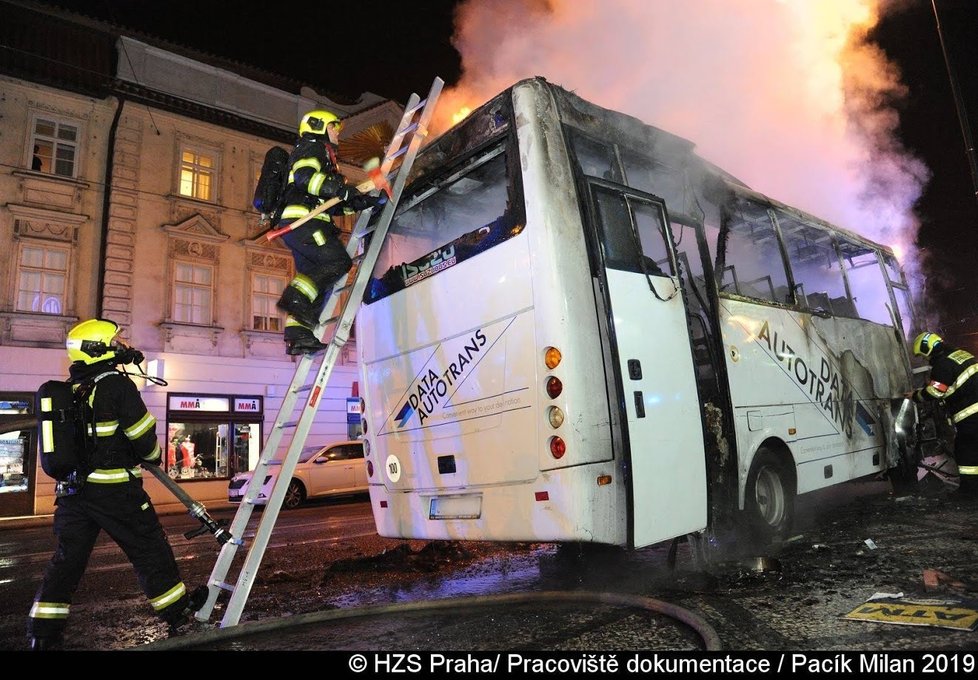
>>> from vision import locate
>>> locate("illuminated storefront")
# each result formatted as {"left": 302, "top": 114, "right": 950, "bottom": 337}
{"left": 0, "top": 394, "right": 35, "bottom": 517}
{"left": 165, "top": 393, "right": 263, "bottom": 483}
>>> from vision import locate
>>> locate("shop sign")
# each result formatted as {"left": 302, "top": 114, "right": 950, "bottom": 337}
{"left": 168, "top": 395, "right": 230, "bottom": 412}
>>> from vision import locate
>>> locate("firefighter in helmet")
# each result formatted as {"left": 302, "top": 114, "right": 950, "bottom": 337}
{"left": 274, "top": 109, "right": 383, "bottom": 355}
{"left": 28, "top": 319, "right": 205, "bottom": 650}
{"left": 909, "top": 331, "right": 978, "bottom": 498}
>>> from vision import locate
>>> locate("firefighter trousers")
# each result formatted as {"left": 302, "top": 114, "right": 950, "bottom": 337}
{"left": 281, "top": 220, "right": 353, "bottom": 306}
{"left": 954, "top": 420, "right": 978, "bottom": 497}
{"left": 28, "top": 472, "right": 190, "bottom": 639}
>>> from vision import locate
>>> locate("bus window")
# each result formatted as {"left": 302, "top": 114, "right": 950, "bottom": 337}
{"left": 881, "top": 251, "right": 903, "bottom": 284}
{"left": 592, "top": 188, "right": 672, "bottom": 276}
{"left": 571, "top": 133, "right": 622, "bottom": 182}
{"left": 716, "top": 196, "right": 788, "bottom": 304}
{"left": 777, "top": 210, "right": 847, "bottom": 313}
{"left": 837, "top": 238, "right": 893, "bottom": 326}
{"left": 634, "top": 201, "right": 672, "bottom": 275}
{"left": 880, "top": 252, "right": 916, "bottom": 338}
{"left": 620, "top": 147, "right": 685, "bottom": 211}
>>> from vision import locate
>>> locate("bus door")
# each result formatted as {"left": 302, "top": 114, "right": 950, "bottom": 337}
{"left": 586, "top": 181, "right": 708, "bottom": 548}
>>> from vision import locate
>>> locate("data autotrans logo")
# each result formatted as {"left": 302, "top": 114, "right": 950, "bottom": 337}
{"left": 749, "top": 317, "right": 880, "bottom": 440}
{"left": 394, "top": 401, "right": 415, "bottom": 429}
{"left": 393, "top": 329, "right": 488, "bottom": 429}
{"left": 376, "top": 312, "right": 532, "bottom": 436}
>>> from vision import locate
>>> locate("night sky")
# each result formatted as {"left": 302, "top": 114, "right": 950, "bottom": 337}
{"left": 27, "top": 0, "right": 978, "bottom": 347}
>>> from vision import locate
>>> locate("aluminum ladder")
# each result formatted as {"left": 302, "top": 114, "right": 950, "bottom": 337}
{"left": 196, "top": 77, "right": 444, "bottom": 628}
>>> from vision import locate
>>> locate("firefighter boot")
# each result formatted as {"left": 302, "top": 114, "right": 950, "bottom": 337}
{"left": 166, "top": 586, "right": 211, "bottom": 638}
{"left": 283, "top": 326, "right": 327, "bottom": 356}
{"left": 276, "top": 284, "right": 321, "bottom": 329}
{"left": 29, "top": 635, "right": 64, "bottom": 651}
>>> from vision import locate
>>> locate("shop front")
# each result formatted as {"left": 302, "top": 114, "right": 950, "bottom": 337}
{"left": 0, "top": 394, "right": 36, "bottom": 517}
{"left": 157, "top": 393, "right": 263, "bottom": 509}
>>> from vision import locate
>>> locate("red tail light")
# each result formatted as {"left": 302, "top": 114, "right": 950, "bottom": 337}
{"left": 546, "top": 376, "right": 563, "bottom": 399}
{"left": 366, "top": 460, "right": 374, "bottom": 477}
{"left": 549, "top": 436, "right": 566, "bottom": 459}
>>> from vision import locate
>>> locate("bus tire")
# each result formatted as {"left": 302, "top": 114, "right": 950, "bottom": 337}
{"left": 743, "top": 447, "right": 795, "bottom": 543}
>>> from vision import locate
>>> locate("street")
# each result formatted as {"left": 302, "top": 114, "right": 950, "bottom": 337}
{"left": 2, "top": 478, "right": 978, "bottom": 652}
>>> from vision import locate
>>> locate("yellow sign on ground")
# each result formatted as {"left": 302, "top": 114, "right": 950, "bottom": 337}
{"left": 843, "top": 596, "right": 978, "bottom": 631}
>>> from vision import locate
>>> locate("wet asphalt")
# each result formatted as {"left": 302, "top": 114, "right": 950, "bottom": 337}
{"left": 138, "top": 476, "right": 978, "bottom": 652}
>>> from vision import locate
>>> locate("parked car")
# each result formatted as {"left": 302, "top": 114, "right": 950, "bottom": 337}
{"left": 227, "top": 440, "right": 367, "bottom": 509}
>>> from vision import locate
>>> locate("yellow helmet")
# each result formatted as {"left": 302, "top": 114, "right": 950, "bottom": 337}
{"left": 912, "top": 331, "right": 943, "bottom": 358}
{"left": 298, "top": 109, "right": 342, "bottom": 137}
{"left": 66, "top": 318, "right": 121, "bottom": 365}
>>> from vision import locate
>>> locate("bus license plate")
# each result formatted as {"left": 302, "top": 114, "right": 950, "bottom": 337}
{"left": 428, "top": 494, "right": 482, "bottom": 520}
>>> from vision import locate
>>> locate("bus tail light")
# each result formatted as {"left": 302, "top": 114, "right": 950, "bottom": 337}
{"left": 366, "top": 460, "right": 374, "bottom": 477}
{"left": 597, "top": 475, "right": 612, "bottom": 486}
{"left": 549, "top": 436, "right": 566, "bottom": 459}
{"left": 548, "top": 406, "right": 564, "bottom": 429}
{"left": 545, "top": 346, "right": 562, "bottom": 369}
{"left": 546, "top": 376, "right": 563, "bottom": 399}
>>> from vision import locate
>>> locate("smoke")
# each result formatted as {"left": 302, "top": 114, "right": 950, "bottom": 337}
{"left": 442, "top": 0, "right": 928, "bottom": 296}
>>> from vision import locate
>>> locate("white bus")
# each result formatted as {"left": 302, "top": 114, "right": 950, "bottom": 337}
{"left": 356, "top": 77, "right": 921, "bottom": 550}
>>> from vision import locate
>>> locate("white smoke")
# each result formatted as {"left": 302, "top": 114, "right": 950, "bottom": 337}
{"left": 444, "top": 0, "right": 928, "bottom": 289}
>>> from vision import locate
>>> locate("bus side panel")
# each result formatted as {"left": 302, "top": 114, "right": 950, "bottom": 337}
{"left": 719, "top": 299, "right": 906, "bottom": 499}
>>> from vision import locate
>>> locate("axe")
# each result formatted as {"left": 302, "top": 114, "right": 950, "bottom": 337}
{"left": 265, "top": 158, "right": 391, "bottom": 241}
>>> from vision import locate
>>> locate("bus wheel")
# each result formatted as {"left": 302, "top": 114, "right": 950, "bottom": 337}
{"left": 744, "top": 448, "right": 795, "bottom": 542}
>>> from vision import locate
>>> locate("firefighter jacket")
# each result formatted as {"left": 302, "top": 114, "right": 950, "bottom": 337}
{"left": 914, "top": 344, "right": 978, "bottom": 426}
{"left": 279, "top": 134, "right": 348, "bottom": 226}
{"left": 68, "top": 361, "right": 162, "bottom": 477}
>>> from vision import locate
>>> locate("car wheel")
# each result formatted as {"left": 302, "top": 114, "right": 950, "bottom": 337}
{"left": 283, "top": 480, "right": 306, "bottom": 509}
{"left": 743, "top": 447, "right": 795, "bottom": 543}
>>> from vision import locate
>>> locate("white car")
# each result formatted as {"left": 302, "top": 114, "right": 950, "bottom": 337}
{"left": 227, "top": 440, "right": 367, "bottom": 509}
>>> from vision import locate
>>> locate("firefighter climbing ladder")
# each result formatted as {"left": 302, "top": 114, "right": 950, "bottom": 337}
{"left": 197, "top": 77, "right": 444, "bottom": 628}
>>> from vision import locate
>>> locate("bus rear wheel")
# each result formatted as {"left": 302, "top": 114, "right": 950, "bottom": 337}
{"left": 744, "top": 448, "right": 795, "bottom": 543}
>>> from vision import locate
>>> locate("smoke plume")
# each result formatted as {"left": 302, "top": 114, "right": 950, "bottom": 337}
{"left": 442, "top": 0, "right": 928, "bottom": 291}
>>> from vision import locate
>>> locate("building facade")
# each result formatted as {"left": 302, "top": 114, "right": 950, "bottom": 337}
{"left": 0, "top": 2, "right": 402, "bottom": 517}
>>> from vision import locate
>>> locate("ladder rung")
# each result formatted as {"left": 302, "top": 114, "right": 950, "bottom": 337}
{"left": 279, "top": 420, "right": 299, "bottom": 429}
{"left": 293, "top": 384, "right": 312, "bottom": 394}
{"left": 393, "top": 121, "right": 420, "bottom": 141}
{"left": 333, "top": 283, "right": 353, "bottom": 296}
{"left": 405, "top": 97, "right": 427, "bottom": 116}
{"left": 322, "top": 315, "right": 340, "bottom": 326}
{"left": 356, "top": 223, "right": 377, "bottom": 237}
{"left": 389, "top": 146, "right": 408, "bottom": 161}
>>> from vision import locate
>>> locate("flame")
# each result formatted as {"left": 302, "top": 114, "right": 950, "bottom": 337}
{"left": 451, "top": 107, "right": 472, "bottom": 126}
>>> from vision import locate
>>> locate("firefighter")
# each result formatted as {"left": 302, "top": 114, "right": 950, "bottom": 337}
{"left": 275, "top": 109, "right": 383, "bottom": 355}
{"left": 27, "top": 319, "right": 205, "bottom": 650}
{"left": 909, "top": 331, "right": 978, "bottom": 498}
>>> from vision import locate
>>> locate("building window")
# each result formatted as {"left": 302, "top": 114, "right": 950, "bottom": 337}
{"left": 30, "top": 116, "right": 79, "bottom": 177}
{"left": 15, "top": 243, "right": 68, "bottom": 314}
{"left": 251, "top": 272, "right": 286, "bottom": 331}
{"left": 178, "top": 146, "right": 216, "bottom": 201}
{"left": 172, "top": 261, "right": 213, "bottom": 324}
